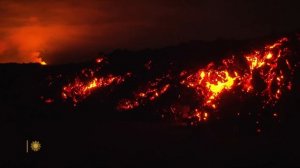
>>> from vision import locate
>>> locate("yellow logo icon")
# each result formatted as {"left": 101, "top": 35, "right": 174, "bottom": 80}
{"left": 30, "top": 141, "right": 41, "bottom": 152}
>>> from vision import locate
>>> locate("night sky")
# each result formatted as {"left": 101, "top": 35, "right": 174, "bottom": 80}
{"left": 0, "top": 0, "right": 300, "bottom": 64}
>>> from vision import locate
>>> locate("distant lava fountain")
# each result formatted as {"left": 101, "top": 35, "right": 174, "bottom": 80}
{"left": 31, "top": 50, "right": 47, "bottom": 65}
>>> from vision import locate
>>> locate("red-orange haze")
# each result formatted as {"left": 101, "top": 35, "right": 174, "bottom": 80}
{"left": 0, "top": 0, "right": 112, "bottom": 64}
{"left": 0, "top": 1, "right": 129, "bottom": 64}
{"left": 2, "top": 25, "right": 77, "bottom": 64}
{"left": 1, "top": 0, "right": 300, "bottom": 64}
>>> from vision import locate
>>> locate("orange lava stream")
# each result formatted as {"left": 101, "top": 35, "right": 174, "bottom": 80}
{"left": 117, "top": 79, "right": 170, "bottom": 111}
{"left": 62, "top": 75, "right": 125, "bottom": 106}
{"left": 61, "top": 57, "right": 130, "bottom": 106}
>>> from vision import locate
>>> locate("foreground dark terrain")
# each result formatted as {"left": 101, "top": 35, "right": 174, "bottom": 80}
{"left": 1, "top": 33, "right": 300, "bottom": 167}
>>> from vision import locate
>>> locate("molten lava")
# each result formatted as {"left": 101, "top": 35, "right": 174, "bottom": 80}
{"left": 242, "top": 37, "right": 291, "bottom": 106}
{"left": 117, "top": 76, "right": 171, "bottom": 111}
{"left": 62, "top": 75, "right": 125, "bottom": 105}
{"left": 61, "top": 58, "right": 131, "bottom": 106}
{"left": 181, "top": 65, "right": 238, "bottom": 109}
{"left": 116, "top": 37, "right": 296, "bottom": 125}
{"left": 49, "top": 36, "right": 298, "bottom": 127}
{"left": 178, "top": 37, "right": 295, "bottom": 123}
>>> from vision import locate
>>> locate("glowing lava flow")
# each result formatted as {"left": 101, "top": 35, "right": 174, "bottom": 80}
{"left": 118, "top": 75, "right": 171, "bottom": 111}
{"left": 116, "top": 37, "right": 297, "bottom": 125}
{"left": 178, "top": 37, "right": 295, "bottom": 123}
{"left": 53, "top": 36, "right": 297, "bottom": 127}
{"left": 62, "top": 75, "right": 125, "bottom": 105}
{"left": 242, "top": 37, "right": 292, "bottom": 106}
{"left": 181, "top": 64, "right": 238, "bottom": 109}
{"left": 61, "top": 58, "right": 131, "bottom": 106}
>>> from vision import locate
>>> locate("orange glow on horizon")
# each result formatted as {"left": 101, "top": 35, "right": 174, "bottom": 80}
{"left": 1, "top": 22, "right": 93, "bottom": 64}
